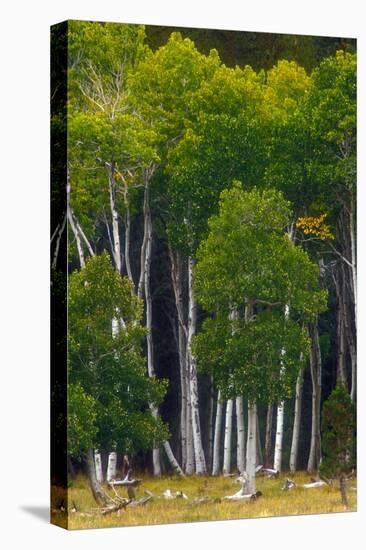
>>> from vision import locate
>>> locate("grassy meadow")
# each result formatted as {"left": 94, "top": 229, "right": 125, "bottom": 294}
{"left": 53, "top": 472, "right": 357, "bottom": 530}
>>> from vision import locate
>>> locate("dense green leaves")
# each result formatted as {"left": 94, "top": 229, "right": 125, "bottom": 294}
{"left": 193, "top": 185, "right": 327, "bottom": 402}
{"left": 320, "top": 384, "right": 356, "bottom": 478}
{"left": 68, "top": 252, "right": 168, "bottom": 454}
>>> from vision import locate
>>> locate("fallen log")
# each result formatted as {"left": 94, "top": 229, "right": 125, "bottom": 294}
{"left": 224, "top": 490, "right": 262, "bottom": 501}
{"left": 303, "top": 480, "right": 327, "bottom": 489}
{"left": 126, "top": 495, "right": 153, "bottom": 508}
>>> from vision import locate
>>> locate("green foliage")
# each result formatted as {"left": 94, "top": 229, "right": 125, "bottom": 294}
{"left": 67, "top": 20, "right": 157, "bottom": 263}
{"left": 129, "top": 32, "right": 221, "bottom": 144}
{"left": 68, "top": 382, "right": 97, "bottom": 457}
{"left": 193, "top": 184, "right": 327, "bottom": 402}
{"left": 166, "top": 64, "right": 268, "bottom": 253}
{"left": 193, "top": 311, "right": 309, "bottom": 403}
{"left": 195, "top": 183, "right": 327, "bottom": 314}
{"left": 320, "top": 384, "right": 356, "bottom": 479}
{"left": 303, "top": 50, "right": 356, "bottom": 205}
{"left": 68, "top": 252, "right": 169, "bottom": 454}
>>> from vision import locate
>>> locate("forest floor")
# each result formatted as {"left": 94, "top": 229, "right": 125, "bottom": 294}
{"left": 56, "top": 472, "right": 357, "bottom": 530}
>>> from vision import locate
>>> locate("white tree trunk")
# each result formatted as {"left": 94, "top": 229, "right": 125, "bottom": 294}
{"left": 142, "top": 179, "right": 161, "bottom": 477}
{"left": 246, "top": 401, "right": 257, "bottom": 494}
{"left": 107, "top": 451, "right": 117, "bottom": 482}
{"left": 107, "top": 164, "right": 122, "bottom": 273}
{"left": 289, "top": 363, "right": 304, "bottom": 472}
{"left": 185, "top": 377, "right": 195, "bottom": 475}
{"left": 66, "top": 175, "right": 85, "bottom": 268}
{"left": 94, "top": 450, "right": 103, "bottom": 483}
{"left": 273, "top": 401, "right": 284, "bottom": 473}
{"left": 273, "top": 303, "right": 290, "bottom": 473}
{"left": 212, "top": 390, "right": 223, "bottom": 475}
{"left": 236, "top": 396, "right": 246, "bottom": 474}
{"left": 163, "top": 441, "right": 185, "bottom": 477}
{"left": 207, "top": 377, "right": 215, "bottom": 472}
{"left": 123, "top": 181, "right": 134, "bottom": 285}
{"left": 223, "top": 399, "right": 233, "bottom": 475}
{"left": 187, "top": 256, "right": 207, "bottom": 475}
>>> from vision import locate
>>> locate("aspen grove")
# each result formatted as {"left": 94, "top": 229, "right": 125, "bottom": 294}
{"left": 53, "top": 22, "right": 356, "bottom": 509}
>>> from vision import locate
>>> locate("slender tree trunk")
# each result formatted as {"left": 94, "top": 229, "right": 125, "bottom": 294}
{"left": 187, "top": 256, "right": 207, "bottom": 474}
{"left": 107, "top": 163, "right": 122, "bottom": 273}
{"left": 141, "top": 177, "right": 161, "bottom": 477}
{"left": 179, "top": 326, "right": 188, "bottom": 469}
{"left": 246, "top": 401, "right": 257, "bottom": 494}
{"left": 122, "top": 180, "right": 134, "bottom": 285}
{"left": 273, "top": 304, "right": 290, "bottom": 472}
{"left": 169, "top": 248, "right": 189, "bottom": 470}
{"left": 207, "top": 377, "right": 215, "bottom": 472}
{"left": 335, "top": 268, "right": 347, "bottom": 387}
{"left": 307, "top": 321, "right": 322, "bottom": 472}
{"left": 289, "top": 362, "right": 305, "bottom": 472}
{"left": 185, "top": 378, "right": 195, "bottom": 475}
{"left": 66, "top": 174, "right": 85, "bottom": 268}
{"left": 343, "top": 266, "right": 357, "bottom": 401}
{"left": 236, "top": 396, "right": 246, "bottom": 474}
{"left": 212, "top": 390, "right": 223, "bottom": 475}
{"left": 349, "top": 194, "right": 357, "bottom": 331}
{"left": 273, "top": 401, "right": 284, "bottom": 472}
{"left": 86, "top": 449, "right": 107, "bottom": 506}
{"left": 339, "top": 474, "right": 348, "bottom": 507}
{"left": 223, "top": 399, "right": 234, "bottom": 475}
{"left": 264, "top": 403, "right": 274, "bottom": 468}
{"left": 106, "top": 451, "right": 117, "bottom": 482}
{"left": 162, "top": 442, "right": 185, "bottom": 477}
{"left": 94, "top": 450, "right": 103, "bottom": 483}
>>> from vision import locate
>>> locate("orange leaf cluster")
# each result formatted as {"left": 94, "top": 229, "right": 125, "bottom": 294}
{"left": 296, "top": 213, "right": 334, "bottom": 240}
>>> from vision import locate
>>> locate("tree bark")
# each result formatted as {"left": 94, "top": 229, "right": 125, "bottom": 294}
{"left": 187, "top": 256, "right": 207, "bottom": 474}
{"left": 339, "top": 474, "right": 348, "bottom": 507}
{"left": 307, "top": 321, "right": 322, "bottom": 472}
{"left": 106, "top": 451, "right": 117, "bottom": 482}
{"left": 264, "top": 403, "right": 274, "bottom": 468}
{"left": 289, "top": 362, "right": 304, "bottom": 472}
{"left": 86, "top": 449, "right": 108, "bottom": 506}
{"left": 94, "top": 450, "right": 103, "bottom": 483}
{"left": 169, "top": 248, "right": 189, "bottom": 470}
{"left": 212, "top": 390, "right": 223, "bottom": 475}
{"left": 246, "top": 401, "right": 257, "bottom": 494}
{"left": 335, "top": 268, "right": 347, "bottom": 387}
{"left": 107, "top": 163, "right": 122, "bottom": 274}
{"left": 207, "top": 377, "right": 215, "bottom": 472}
{"left": 122, "top": 178, "right": 134, "bottom": 285}
{"left": 273, "top": 401, "right": 284, "bottom": 472}
{"left": 66, "top": 175, "right": 85, "bottom": 268}
{"left": 236, "top": 396, "right": 246, "bottom": 474}
{"left": 273, "top": 304, "right": 290, "bottom": 472}
{"left": 185, "top": 378, "right": 195, "bottom": 475}
{"left": 223, "top": 399, "right": 233, "bottom": 475}
{"left": 141, "top": 174, "right": 161, "bottom": 477}
{"left": 349, "top": 193, "right": 357, "bottom": 331}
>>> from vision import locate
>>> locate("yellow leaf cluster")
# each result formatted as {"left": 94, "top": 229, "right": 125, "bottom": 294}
{"left": 296, "top": 213, "right": 334, "bottom": 240}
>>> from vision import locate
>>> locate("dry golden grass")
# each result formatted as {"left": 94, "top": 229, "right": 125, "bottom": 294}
{"left": 53, "top": 472, "right": 357, "bottom": 530}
